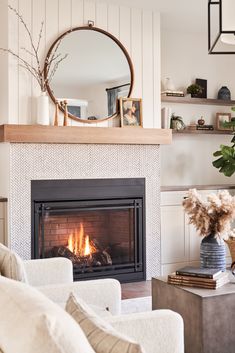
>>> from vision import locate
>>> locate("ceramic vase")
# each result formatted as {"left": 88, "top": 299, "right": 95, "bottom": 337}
{"left": 164, "top": 78, "right": 175, "bottom": 91}
{"left": 37, "top": 91, "right": 50, "bottom": 125}
{"left": 217, "top": 86, "right": 231, "bottom": 101}
{"left": 200, "top": 234, "right": 226, "bottom": 271}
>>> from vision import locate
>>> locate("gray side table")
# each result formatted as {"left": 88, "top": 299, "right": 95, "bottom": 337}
{"left": 152, "top": 276, "right": 235, "bottom": 353}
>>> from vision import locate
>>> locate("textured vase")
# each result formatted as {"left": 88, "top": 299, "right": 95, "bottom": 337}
{"left": 37, "top": 91, "right": 50, "bottom": 125}
{"left": 217, "top": 86, "right": 231, "bottom": 101}
{"left": 200, "top": 234, "right": 226, "bottom": 271}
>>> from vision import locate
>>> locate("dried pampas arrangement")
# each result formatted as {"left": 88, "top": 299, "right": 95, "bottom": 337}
{"left": 182, "top": 189, "right": 235, "bottom": 239}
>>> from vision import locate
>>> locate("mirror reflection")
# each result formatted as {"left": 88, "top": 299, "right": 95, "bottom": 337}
{"left": 46, "top": 29, "right": 133, "bottom": 122}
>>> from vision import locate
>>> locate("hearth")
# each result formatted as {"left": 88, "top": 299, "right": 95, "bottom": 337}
{"left": 31, "top": 178, "right": 146, "bottom": 282}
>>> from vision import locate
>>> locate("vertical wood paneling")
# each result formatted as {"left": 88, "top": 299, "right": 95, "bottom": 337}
{"left": 6, "top": 0, "right": 161, "bottom": 129}
{"left": 58, "top": 0, "right": 71, "bottom": 32}
{"left": 18, "top": 0, "right": 32, "bottom": 125}
{"left": 0, "top": 0, "right": 9, "bottom": 123}
{"left": 142, "top": 10, "right": 154, "bottom": 128}
{"left": 107, "top": 4, "right": 119, "bottom": 39}
{"left": 95, "top": 2, "right": 109, "bottom": 127}
{"left": 46, "top": 0, "right": 59, "bottom": 125}
{"left": 31, "top": 0, "right": 46, "bottom": 124}
{"left": 96, "top": 2, "right": 107, "bottom": 30}
{"left": 8, "top": 0, "right": 19, "bottom": 124}
{"left": 84, "top": 1, "right": 97, "bottom": 127}
{"left": 70, "top": 0, "right": 84, "bottom": 126}
{"left": 46, "top": 0, "right": 59, "bottom": 47}
{"left": 119, "top": 6, "right": 131, "bottom": 54}
{"left": 153, "top": 12, "right": 161, "bottom": 128}
{"left": 107, "top": 3, "right": 120, "bottom": 128}
{"left": 71, "top": 0, "right": 83, "bottom": 27}
{"left": 131, "top": 7, "right": 142, "bottom": 99}
{"left": 58, "top": 0, "right": 72, "bottom": 126}
{"left": 84, "top": 0, "right": 95, "bottom": 25}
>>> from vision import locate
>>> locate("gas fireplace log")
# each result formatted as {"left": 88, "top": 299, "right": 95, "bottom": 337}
{"left": 47, "top": 245, "right": 112, "bottom": 267}
{"left": 48, "top": 246, "right": 78, "bottom": 263}
{"left": 92, "top": 250, "right": 112, "bottom": 266}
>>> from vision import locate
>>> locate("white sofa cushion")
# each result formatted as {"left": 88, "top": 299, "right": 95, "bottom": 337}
{"left": 0, "top": 243, "right": 27, "bottom": 282}
{"left": 66, "top": 293, "right": 145, "bottom": 353}
{"left": 0, "top": 276, "right": 95, "bottom": 353}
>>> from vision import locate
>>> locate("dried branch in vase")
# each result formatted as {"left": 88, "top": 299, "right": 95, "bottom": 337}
{"left": 182, "top": 189, "right": 235, "bottom": 239}
{"left": 0, "top": 5, "right": 68, "bottom": 92}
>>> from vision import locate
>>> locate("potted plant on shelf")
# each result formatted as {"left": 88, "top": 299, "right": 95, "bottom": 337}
{"left": 186, "top": 83, "right": 203, "bottom": 98}
{"left": 182, "top": 189, "right": 235, "bottom": 271}
{"left": 212, "top": 111, "right": 235, "bottom": 177}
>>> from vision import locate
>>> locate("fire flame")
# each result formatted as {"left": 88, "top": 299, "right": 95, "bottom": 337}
{"left": 67, "top": 223, "right": 96, "bottom": 257}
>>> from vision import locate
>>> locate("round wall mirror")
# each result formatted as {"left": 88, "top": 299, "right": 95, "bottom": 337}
{"left": 44, "top": 26, "right": 134, "bottom": 123}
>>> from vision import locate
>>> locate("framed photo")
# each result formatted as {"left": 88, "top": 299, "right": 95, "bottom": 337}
{"left": 120, "top": 98, "right": 143, "bottom": 127}
{"left": 196, "top": 78, "right": 207, "bottom": 98}
{"left": 216, "top": 113, "right": 231, "bottom": 130}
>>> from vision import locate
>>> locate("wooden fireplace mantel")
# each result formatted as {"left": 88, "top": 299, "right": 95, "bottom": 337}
{"left": 0, "top": 124, "right": 172, "bottom": 145}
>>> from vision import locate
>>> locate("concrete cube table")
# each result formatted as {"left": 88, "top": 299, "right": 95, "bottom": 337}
{"left": 152, "top": 276, "right": 235, "bottom": 353}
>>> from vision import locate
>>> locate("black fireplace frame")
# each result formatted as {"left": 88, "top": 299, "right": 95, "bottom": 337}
{"left": 31, "top": 178, "right": 146, "bottom": 282}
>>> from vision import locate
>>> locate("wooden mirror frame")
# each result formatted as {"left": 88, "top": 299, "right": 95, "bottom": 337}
{"left": 44, "top": 25, "right": 134, "bottom": 124}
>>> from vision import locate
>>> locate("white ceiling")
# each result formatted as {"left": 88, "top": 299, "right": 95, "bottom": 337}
{"left": 95, "top": 0, "right": 207, "bottom": 33}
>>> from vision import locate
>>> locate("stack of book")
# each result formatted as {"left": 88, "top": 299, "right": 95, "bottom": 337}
{"left": 196, "top": 124, "right": 214, "bottom": 131}
{"left": 186, "top": 124, "right": 214, "bottom": 131}
{"left": 161, "top": 90, "right": 185, "bottom": 97}
{"left": 168, "top": 266, "right": 229, "bottom": 289}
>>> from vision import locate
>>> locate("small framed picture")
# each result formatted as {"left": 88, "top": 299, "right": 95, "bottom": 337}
{"left": 216, "top": 113, "right": 231, "bottom": 130}
{"left": 196, "top": 78, "right": 207, "bottom": 98}
{"left": 120, "top": 98, "right": 143, "bottom": 127}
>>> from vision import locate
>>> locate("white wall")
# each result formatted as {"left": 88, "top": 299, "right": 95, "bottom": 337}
{"left": 161, "top": 29, "right": 235, "bottom": 186}
{"left": 2, "top": 0, "right": 161, "bottom": 128}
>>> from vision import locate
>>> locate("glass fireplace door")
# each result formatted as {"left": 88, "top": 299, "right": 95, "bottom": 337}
{"left": 33, "top": 198, "right": 144, "bottom": 281}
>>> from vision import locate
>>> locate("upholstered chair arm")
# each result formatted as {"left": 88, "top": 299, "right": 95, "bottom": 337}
{"left": 24, "top": 257, "right": 73, "bottom": 286}
{"left": 106, "top": 310, "right": 184, "bottom": 353}
{"left": 37, "top": 278, "right": 121, "bottom": 315}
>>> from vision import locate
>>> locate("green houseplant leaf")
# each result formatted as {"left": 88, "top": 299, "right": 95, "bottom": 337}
{"left": 212, "top": 119, "right": 235, "bottom": 177}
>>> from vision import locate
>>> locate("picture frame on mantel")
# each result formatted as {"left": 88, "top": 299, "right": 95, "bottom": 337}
{"left": 216, "top": 112, "right": 231, "bottom": 131}
{"left": 120, "top": 98, "right": 143, "bottom": 127}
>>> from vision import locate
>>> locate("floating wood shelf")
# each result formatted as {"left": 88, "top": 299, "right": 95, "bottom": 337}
{"left": 161, "top": 184, "right": 235, "bottom": 192}
{"left": 0, "top": 125, "right": 172, "bottom": 145}
{"left": 161, "top": 96, "right": 235, "bottom": 106}
{"left": 172, "top": 129, "right": 234, "bottom": 135}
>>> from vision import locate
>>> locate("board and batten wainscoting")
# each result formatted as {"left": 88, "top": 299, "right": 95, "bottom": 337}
{"left": 0, "top": 0, "right": 160, "bottom": 128}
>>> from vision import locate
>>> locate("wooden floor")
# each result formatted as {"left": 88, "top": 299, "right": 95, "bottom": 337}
{"left": 121, "top": 280, "right": 151, "bottom": 299}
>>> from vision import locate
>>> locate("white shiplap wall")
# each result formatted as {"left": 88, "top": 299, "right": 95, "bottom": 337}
{"left": 4, "top": 0, "right": 160, "bottom": 127}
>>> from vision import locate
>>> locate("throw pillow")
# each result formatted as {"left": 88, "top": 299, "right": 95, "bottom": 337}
{"left": 66, "top": 293, "right": 145, "bottom": 353}
{"left": 0, "top": 276, "right": 95, "bottom": 353}
{"left": 0, "top": 243, "right": 27, "bottom": 282}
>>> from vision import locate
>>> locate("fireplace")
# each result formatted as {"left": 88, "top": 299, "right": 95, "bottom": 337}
{"left": 31, "top": 178, "right": 146, "bottom": 282}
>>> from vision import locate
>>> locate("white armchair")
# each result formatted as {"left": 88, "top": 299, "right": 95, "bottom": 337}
{"left": 24, "top": 257, "right": 121, "bottom": 315}
{"left": 23, "top": 257, "right": 184, "bottom": 353}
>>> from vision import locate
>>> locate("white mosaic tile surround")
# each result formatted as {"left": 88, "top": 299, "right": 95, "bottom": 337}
{"left": 9, "top": 143, "right": 161, "bottom": 279}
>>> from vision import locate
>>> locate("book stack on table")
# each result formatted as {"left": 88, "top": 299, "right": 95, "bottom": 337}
{"left": 168, "top": 266, "right": 229, "bottom": 289}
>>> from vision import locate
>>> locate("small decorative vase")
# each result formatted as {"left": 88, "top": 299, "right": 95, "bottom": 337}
{"left": 197, "top": 117, "right": 205, "bottom": 126}
{"left": 217, "top": 86, "right": 231, "bottom": 101}
{"left": 170, "top": 117, "right": 185, "bottom": 131}
{"left": 200, "top": 234, "right": 226, "bottom": 271}
{"left": 37, "top": 91, "right": 50, "bottom": 125}
{"left": 164, "top": 78, "right": 175, "bottom": 91}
